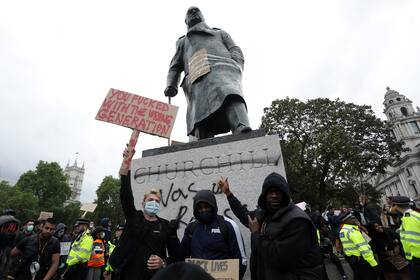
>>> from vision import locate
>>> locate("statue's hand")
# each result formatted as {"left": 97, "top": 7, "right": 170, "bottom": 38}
{"left": 164, "top": 86, "right": 178, "bottom": 97}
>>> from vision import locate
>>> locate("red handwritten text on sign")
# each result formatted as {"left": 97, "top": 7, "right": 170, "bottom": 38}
{"left": 95, "top": 89, "right": 178, "bottom": 138}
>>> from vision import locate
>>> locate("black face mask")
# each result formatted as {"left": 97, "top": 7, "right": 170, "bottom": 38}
{"left": 198, "top": 211, "right": 213, "bottom": 224}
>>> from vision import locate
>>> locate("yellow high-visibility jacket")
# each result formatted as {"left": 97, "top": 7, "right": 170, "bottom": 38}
{"left": 105, "top": 241, "right": 116, "bottom": 272}
{"left": 66, "top": 230, "right": 93, "bottom": 266}
{"left": 400, "top": 210, "right": 420, "bottom": 260}
{"left": 339, "top": 224, "right": 377, "bottom": 267}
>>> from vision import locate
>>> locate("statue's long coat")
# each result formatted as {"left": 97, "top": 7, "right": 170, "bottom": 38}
{"left": 166, "top": 22, "right": 247, "bottom": 135}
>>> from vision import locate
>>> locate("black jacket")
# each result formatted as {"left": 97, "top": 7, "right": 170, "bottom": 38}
{"left": 227, "top": 172, "right": 322, "bottom": 280}
{"left": 109, "top": 172, "right": 179, "bottom": 280}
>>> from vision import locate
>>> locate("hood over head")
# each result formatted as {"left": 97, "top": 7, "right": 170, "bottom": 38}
{"left": 257, "top": 172, "right": 290, "bottom": 209}
{"left": 193, "top": 190, "right": 218, "bottom": 220}
{"left": 54, "top": 223, "right": 67, "bottom": 236}
{"left": 100, "top": 217, "right": 109, "bottom": 228}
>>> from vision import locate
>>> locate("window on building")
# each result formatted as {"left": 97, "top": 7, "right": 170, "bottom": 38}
{"left": 401, "top": 107, "right": 408, "bottom": 116}
{"left": 409, "top": 121, "right": 420, "bottom": 134}
{"left": 390, "top": 130, "right": 396, "bottom": 139}
{"left": 396, "top": 97, "right": 401, "bottom": 101}
{"left": 406, "top": 168, "right": 412, "bottom": 177}
{"left": 410, "top": 182, "right": 418, "bottom": 196}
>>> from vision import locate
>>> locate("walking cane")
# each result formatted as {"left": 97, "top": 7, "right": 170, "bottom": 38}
{"left": 167, "top": 96, "right": 171, "bottom": 146}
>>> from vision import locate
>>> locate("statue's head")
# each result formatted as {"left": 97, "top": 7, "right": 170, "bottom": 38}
{"left": 185, "top": 6, "right": 204, "bottom": 28}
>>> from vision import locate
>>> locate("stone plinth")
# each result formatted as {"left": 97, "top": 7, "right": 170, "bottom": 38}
{"left": 130, "top": 131, "right": 286, "bottom": 279}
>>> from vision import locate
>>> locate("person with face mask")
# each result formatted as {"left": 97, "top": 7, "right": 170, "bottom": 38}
{"left": 23, "top": 220, "right": 35, "bottom": 236}
{"left": 63, "top": 218, "right": 93, "bottom": 280}
{"left": 53, "top": 223, "right": 71, "bottom": 279}
{"left": 10, "top": 218, "right": 60, "bottom": 280}
{"left": 86, "top": 226, "right": 106, "bottom": 280}
{"left": 107, "top": 145, "right": 180, "bottom": 280}
{"left": 179, "top": 190, "right": 247, "bottom": 279}
{"left": 218, "top": 173, "right": 323, "bottom": 280}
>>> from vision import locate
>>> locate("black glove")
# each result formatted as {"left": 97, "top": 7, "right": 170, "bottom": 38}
{"left": 164, "top": 86, "right": 178, "bottom": 97}
{"left": 168, "top": 219, "right": 180, "bottom": 237}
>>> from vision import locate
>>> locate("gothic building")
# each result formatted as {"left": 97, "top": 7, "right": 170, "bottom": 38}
{"left": 64, "top": 159, "right": 85, "bottom": 202}
{"left": 369, "top": 87, "right": 420, "bottom": 203}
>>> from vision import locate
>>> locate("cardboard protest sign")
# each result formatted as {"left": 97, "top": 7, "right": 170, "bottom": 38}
{"left": 96, "top": 88, "right": 178, "bottom": 138}
{"left": 38, "top": 212, "right": 53, "bottom": 221}
{"left": 186, "top": 258, "right": 239, "bottom": 280}
{"left": 80, "top": 203, "right": 97, "bottom": 213}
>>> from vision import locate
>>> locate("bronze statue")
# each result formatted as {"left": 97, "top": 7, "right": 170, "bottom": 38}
{"left": 165, "top": 7, "right": 251, "bottom": 140}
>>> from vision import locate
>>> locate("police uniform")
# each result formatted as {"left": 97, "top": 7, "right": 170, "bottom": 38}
{"left": 392, "top": 196, "right": 420, "bottom": 278}
{"left": 64, "top": 218, "right": 93, "bottom": 280}
{"left": 339, "top": 213, "right": 378, "bottom": 279}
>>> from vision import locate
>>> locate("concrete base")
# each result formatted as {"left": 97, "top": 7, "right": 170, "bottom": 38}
{"left": 130, "top": 131, "right": 286, "bottom": 280}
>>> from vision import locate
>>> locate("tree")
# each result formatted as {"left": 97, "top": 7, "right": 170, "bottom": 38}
{"left": 94, "top": 176, "right": 124, "bottom": 225}
{"left": 261, "top": 97, "right": 404, "bottom": 210}
{"left": 0, "top": 180, "right": 39, "bottom": 222}
{"left": 15, "top": 161, "right": 71, "bottom": 211}
{"left": 53, "top": 201, "right": 82, "bottom": 227}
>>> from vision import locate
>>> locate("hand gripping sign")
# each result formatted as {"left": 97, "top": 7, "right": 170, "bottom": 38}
{"left": 96, "top": 88, "right": 178, "bottom": 173}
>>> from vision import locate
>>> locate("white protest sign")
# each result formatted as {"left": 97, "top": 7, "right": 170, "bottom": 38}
{"left": 60, "top": 242, "right": 71, "bottom": 256}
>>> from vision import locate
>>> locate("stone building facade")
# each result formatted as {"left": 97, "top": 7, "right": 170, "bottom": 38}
{"left": 368, "top": 87, "right": 420, "bottom": 204}
{"left": 64, "top": 159, "right": 85, "bottom": 202}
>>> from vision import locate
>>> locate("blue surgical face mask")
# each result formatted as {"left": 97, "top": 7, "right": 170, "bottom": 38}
{"left": 144, "top": 201, "right": 160, "bottom": 216}
{"left": 27, "top": 225, "right": 34, "bottom": 232}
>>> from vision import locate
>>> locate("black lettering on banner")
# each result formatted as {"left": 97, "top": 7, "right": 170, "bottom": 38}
{"left": 212, "top": 182, "right": 223, "bottom": 195}
{"left": 187, "top": 182, "right": 198, "bottom": 193}
{"left": 211, "top": 260, "right": 228, "bottom": 272}
{"left": 176, "top": 205, "right": 189, "bottom": 226}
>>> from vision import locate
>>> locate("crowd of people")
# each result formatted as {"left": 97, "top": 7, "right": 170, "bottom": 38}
{"left": 1, "top": 146, "right": 419, "bottom": 280}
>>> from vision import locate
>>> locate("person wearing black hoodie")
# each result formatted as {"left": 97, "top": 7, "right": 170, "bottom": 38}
{"left": 53, "top": 223, "right": 71, "bottom": 279}
{"left": 179, "top": 190, "right": 247, "bottom": 279}
{"left": 217, "top": 173, "right": 323, "bottom": 280}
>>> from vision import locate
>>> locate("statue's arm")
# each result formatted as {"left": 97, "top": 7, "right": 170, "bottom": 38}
{"left": 165, "top": 37, "right": 185, "bottom": 97}
{"left": 221, "top": 30, "right": 244, "bottom": 68}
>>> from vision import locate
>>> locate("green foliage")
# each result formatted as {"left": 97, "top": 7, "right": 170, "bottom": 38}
{"left": 15, "top": 161, "right": 71, "bottom": 210}
{"left": 53, "top": 201, "right": 83, "bottom": 227}
{"left": 93, "top": 176, "right": 124, "bottom": 225}
{"left": 261, "top": 97, "right": 405, "bottom": 210}
{"left": 0, "top": 180, "right": 39, "bottom": 222}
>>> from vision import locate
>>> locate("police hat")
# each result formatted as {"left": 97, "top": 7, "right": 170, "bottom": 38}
{"left": 339, "top": 212, "right": 355, "bottom": 223}
{"left": 390, "top": 196, "right": 411, "bottom": 205}
{"left": 74, "top": 218, "right": 90, "bottom": 226}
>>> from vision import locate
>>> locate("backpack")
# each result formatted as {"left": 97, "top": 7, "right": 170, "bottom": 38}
{"left": 186, "top": 215, "right": 230, "bottom": 246}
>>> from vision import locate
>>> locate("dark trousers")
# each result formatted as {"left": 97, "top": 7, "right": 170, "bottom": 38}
{"left": 193, "top": 97, "right": 250, "bottom": 139}
{"left": 410, "top": 257, "right": 420, "bottom": 280}
{"left": 63, "top": 263, "right": 89, "bottom": 280}
{"left": 345, "top": 256, "right": 376, "bottom": 280}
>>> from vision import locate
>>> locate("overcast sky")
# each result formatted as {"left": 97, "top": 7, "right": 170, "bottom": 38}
{"left": 1, "top": 0, "right": 419, "bottom": 203}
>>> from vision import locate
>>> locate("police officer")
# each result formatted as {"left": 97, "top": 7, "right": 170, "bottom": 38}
{"left": 390, "top": 196, "right": 420, "bottom": 279}
{"left": 63, "top": 218, "right": 93, "bottom": 280}
{"left": 339, "top": 212, "right": 380, "bottom": 279}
